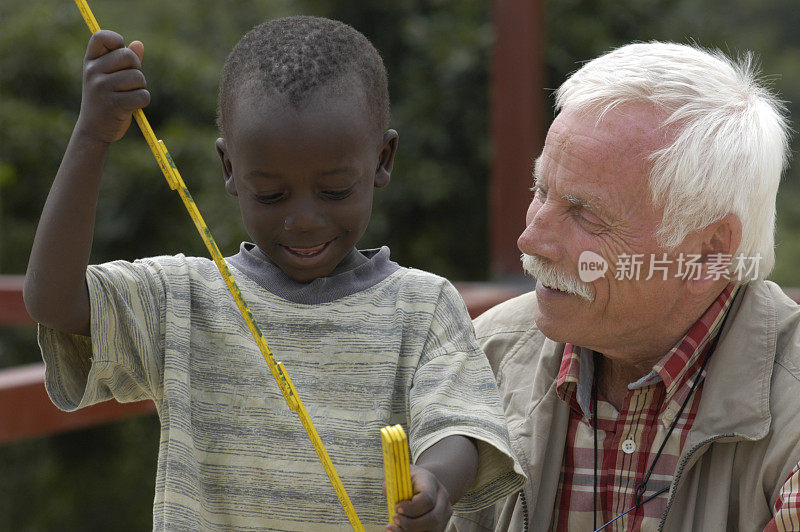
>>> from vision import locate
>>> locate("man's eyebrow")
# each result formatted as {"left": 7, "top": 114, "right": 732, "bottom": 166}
{"left": 563, "top": 191, "right": 617, "bottom": 223}
{"left": 532, "top": 156, "right": 543, "bottom": 186}
{"left": 564, "top": 193, "right": 593, "bottom": 209}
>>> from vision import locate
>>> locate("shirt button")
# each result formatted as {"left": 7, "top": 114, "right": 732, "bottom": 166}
{"left": 622, "top": 439, "right": 636, "bottom": 454}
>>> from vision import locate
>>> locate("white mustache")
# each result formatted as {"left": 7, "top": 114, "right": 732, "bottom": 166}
{"left": 521, "top": 253, "right": 594, "bottom": 302}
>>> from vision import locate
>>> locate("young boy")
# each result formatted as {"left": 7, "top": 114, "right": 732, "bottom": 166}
{"left": 24, "top": 16, "right": 523, "bottom": 531}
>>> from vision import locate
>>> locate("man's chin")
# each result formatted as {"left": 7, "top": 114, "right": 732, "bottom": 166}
{"left": 533, "top": 306, "right": 580, "bottom": 343}
{"left": 533, "top": 308, "right": 556, "bottom": 337}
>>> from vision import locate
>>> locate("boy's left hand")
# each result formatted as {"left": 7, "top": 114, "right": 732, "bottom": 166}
{"left": 386, "top": 464, "right": 452, "bottom": 532}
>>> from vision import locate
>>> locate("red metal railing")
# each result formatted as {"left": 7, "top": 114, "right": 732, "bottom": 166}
{"left": 0, "top": 275, "right": 528, "bottom": 444}
{"left": 0, "top": 275, "right": 161, "bottom": 444}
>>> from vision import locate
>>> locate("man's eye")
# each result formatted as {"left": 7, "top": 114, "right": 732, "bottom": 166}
{"left": 255, "top": 192, "right": 283, "bottom": 204}
{"left": 575, "top": 208, "right": 603, "bottom": 227}
{"left": 322, "top": 188, "right": 353, "bottom": 200}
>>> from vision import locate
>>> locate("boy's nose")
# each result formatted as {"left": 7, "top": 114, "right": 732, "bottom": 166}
{"left": 283, "top": 208, "right": 326, "bottom": 232}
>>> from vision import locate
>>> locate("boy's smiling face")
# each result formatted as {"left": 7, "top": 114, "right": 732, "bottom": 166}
{"left": 217, "top": 84, "right": 397, "bottom": 283}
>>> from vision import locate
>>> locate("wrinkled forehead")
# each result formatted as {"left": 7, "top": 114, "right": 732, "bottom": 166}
{"left": 538, "top": 104, "right": 673, "bottom": 221}
{"left": 550, "top": 103, "right": 671, "bottom": 169}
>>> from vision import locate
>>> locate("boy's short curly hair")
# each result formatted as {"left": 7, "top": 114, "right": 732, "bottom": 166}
{"left": 217, "top": 16, "right": 390, "bottom": 138}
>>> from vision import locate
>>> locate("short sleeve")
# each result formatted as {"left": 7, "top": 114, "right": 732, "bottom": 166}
{"left": 38, "top": 258, "right": 171, "bottom": 411}
{"left": 407, "top": 280, "right": 525, "bottom": 512}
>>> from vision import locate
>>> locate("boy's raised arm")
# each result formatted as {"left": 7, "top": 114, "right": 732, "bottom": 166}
{"left": 24, "top": 30, "right": 150, "bottom": 336}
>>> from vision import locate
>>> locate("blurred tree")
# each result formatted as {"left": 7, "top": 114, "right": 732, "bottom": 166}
{"left": 0, "top": 0, "right": 798, "bottom": 528}
{"left": 0, "top": 0, "right": 492, "bottom": 281}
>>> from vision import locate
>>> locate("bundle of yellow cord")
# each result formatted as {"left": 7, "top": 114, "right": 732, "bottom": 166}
{"left": 71, "top": 1, "right": 364, "bottom": 529}
{"left": 381, "top": 424, "right": 414, "bottom": 524}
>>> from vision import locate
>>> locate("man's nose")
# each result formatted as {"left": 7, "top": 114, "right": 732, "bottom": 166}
{"left": 283, "top": 199, "right": 325, "bottom": 232}
{"left": 517, "top": 198, "right": 564, "bottom": 262}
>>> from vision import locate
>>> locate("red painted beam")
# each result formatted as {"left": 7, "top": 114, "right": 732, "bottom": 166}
{"left": 3, "top": 274, "right": 800, "bottom": 446}
{"left": 0, "top": 362, "right": 156, "bottom": 444}
{"left": 0, "top": 275, "right": 33, "bottom": 326}
{"left": 0, "top": 279, "right": 528, "bottom": 444}
{"left": 489, "top": 0, "right": 545, "bottom": 278}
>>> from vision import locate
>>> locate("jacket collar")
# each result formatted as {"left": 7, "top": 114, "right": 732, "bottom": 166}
{"left": 533, "top": 281, "right": 776, "bottom": 445}
{"left": 685, "top": 280, "right": 777, "bottom": 444}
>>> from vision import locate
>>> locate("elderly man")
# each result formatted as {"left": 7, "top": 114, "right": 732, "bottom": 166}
{"left": 450, "top": 42, "right": 799, "bottom": 531}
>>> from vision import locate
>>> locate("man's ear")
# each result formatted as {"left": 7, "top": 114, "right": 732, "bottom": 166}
{"left": 685, "top": 213, "right": 743, "bottom": 294}
{"left": 701, "top": 214, "right": 742, "bottom": 257}
{"left": 374, "top": 129, "right": 398, "bottom": 189}
{"left": 216, "top": 138, "right": 237, "bottom": 196}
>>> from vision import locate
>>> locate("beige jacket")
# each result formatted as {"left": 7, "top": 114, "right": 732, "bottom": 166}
{"left": 449, "top": 280, "right": 800, "bottom": 531}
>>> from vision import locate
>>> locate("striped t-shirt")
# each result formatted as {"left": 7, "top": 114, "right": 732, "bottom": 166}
{"left": 39, "top": 245, "right": 524, "bottom": 531}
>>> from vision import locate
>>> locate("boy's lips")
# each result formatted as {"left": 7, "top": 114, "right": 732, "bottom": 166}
{"left": 282, "top": 241, "right": 331, "bottom": 257}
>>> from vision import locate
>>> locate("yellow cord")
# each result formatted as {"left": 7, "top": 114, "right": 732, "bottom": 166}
{"left": 72, "top": 2, "right": 364, "bottom": 529}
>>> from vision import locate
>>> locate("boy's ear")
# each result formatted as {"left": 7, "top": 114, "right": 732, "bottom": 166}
{"left": 374, "top": 129, "right": 398, "bottom": 189}
{"left": 216, "top": 138, "right": 237, "bottom": 196}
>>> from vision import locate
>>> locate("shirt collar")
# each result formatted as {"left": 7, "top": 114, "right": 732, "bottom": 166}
{"left": 556, "top": 282, "right": 739, "bottom": 418}
{"left": 226, "top": 243, "right": 400, "bottom": 304}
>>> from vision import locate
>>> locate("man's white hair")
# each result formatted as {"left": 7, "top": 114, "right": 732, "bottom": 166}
{"left": 555, "top": 42, "right": 790, "bottom": 280}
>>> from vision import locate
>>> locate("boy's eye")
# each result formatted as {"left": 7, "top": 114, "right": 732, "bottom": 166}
{"left": 255, "top": 192, "right": 284, "bottom": 204}
{"left": 321, "top": 188, "right": 353, "bottom": 200}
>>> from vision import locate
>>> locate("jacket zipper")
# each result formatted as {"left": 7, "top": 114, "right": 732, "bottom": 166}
{"left": 657, "top": 433, "right": 734, "bottom": 532}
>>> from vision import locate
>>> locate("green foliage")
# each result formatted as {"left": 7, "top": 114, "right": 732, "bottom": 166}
{"left": 0, "top": 0, "right": 492, "bottom": 279}
{"left": 0, "top": 415, "right": 159, "bottom": 531}
{"left": 2, "top": 0, "right": 800, "bottom": 528}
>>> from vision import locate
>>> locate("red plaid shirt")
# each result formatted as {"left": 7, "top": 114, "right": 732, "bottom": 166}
{"left": 551, "top": 283, "right": 800, "bottom": 531}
